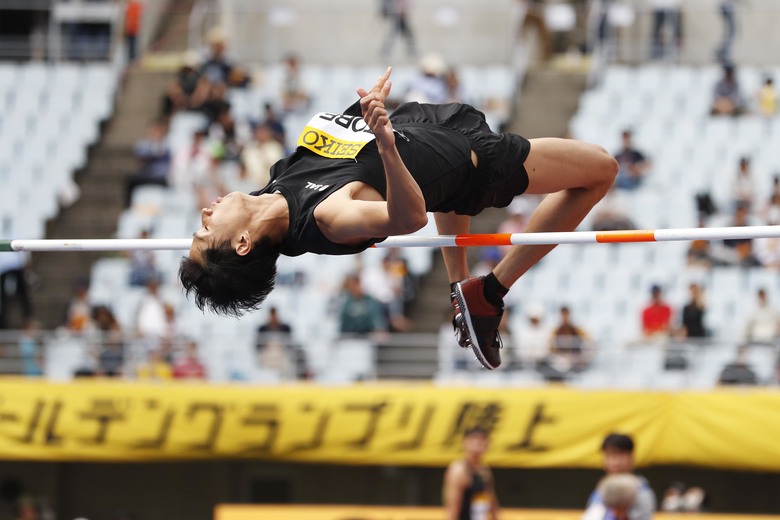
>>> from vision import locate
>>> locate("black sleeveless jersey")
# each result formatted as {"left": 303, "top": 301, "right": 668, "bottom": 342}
{"left": 251, "top": 102, "right": 477, "bottom": 257}
{"left": 459, "top": 466, "right": 489, "bottom": 520}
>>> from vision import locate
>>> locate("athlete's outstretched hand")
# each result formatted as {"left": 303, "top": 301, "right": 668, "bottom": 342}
{"left": 357, "top": 66, "right": 395, "bottom": 151}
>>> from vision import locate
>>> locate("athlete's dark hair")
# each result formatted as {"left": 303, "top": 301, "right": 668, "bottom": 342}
{"left": 179, "top": 237, "right": 280, "bottom": 317}
{"left": 601, "top": 433, "right": 635, "bottom": 453}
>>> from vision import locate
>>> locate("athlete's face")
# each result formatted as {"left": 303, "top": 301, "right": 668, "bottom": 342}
{"left": 603, "top": 447, "right": 634, "bottom": 474}
{"left": 190, "top": 192, "right": 249, "bottom": 260}
{"left": 463, "top": 432, "right": 489, "bottom": 458}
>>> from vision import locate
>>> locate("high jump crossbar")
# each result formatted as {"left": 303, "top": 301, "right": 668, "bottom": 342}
{"left": 2, "top": 226, "right": 780, "bottom": 252}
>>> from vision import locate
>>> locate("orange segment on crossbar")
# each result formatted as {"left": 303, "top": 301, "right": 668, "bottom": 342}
{"left": 595, "top": 230, "right": 657, "bottom": 243}
{"left": 455, "top": 233, "right": 514, "bottom": 247}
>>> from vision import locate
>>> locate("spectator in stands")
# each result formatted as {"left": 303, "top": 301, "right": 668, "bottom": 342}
{"left": 519, "top": 0, "right": 553, "bottom": 61}
{"left": 124, "top": 0, "right": 143, "bottom": 63}
{"left": 258, "top": 306, "right": 292, "bottom": 336}
{"left": 256, "top": 306, "right": 292, "bottom": 350}
{"left": 472, "top": 247, "right": 503, "bottom": 278}
{"left": 756, "top": 76, "right": 777, "bottom": 117}
{"left": 680, "top": 283, "right": 706, "bottom": 339}
{"left": 362, "top": 250, "right": 412, "bottom": 332}
{"left": 0, "top": 246, "right": 33, "bottom": 330}
{"left": 126, "top": 120, "right": 171, "bottom": 206}
{"left": 539, "top": 305, "right": 592, "bottom": 380}
{"left": 583, "top": 474, "right": 642, "bottom": 520}
{"left": 93, "top": 305, "right": 124, "bottom": 377}
{"left": 711, "top": 64, "right": 745, "bottom": 116}
{"left": 280, "top": 54, "right": 311, "bottom": 114}
{"left": 18, "top": 319, "right": 42, "bottom": 377}
{"left": 380, "top": 0, "right": 416, "bottom": 58}
{"left": 13, "top": 496, "right": 40, "bottom": 520}
{"left": 649, "top": 0, "right": 682, "bottom": 60}
{"left": 338, "top": 273, "right": 387, "bottom": 335}
{"left": 170, "top": 129, "right": 214, "bottom": 193}
{"left": 200, "top": 82, "right": 231, "bottom": 125}
{"left": 444, "top": 68, "right": 466, "bottom": 103}
{"left": 586, "top": 433, "right": 656, "bottom": 520}
{"left": 513, "top": 302, "right": 551, "bottom": 368}
{"left": 172, "top": 340, "right": 207, "bottom": 379}
{"left": 259, "top": 102, "right": 287, "bottom": 147}
{"left": 497, "top": 198, "right": 532, "bottom": 256}
{"left": 136, "top": 348, "right": 173, "bottom": 381}
{"left": 715, "top": 0, "right": 741, "bottom": 64}
{"left": 641, "top": 284, "right": 672, "bottom": 338}
{"left": 744, "top": 288, "right": 780, "bottom": 345}
{"left": 209, "top": 105, "right": 243, "bottom": 162}
{"left": 200, "top": 28, "right": 234, "bottom": 86}
{"left": 754, "top": 193, "right": 780, "bottom": 268}
{"left": 661, "top": 483, "right": 709, "bottom": 513}
{"left": 591, "top": 185, "right": 636, "bottom": 231}
{"left": 239, "top": 122, "right": 285, "bottom": 189}
{"left": 255, "top": 307, "right": 294, "bottom": 378}
{"left": 128, "top": 229, "right": 159, "bottom": 287}
{"left": 162, "top": 50, "right": 208, "bottom": 116}
{"left": 404, "top": 53, "right": 448, "bottom": 104}
{"left": 718, "top": 345, "right": 758, "bottom": 385}
{"left": 730, "top": 157, "right": 754, "bottom": 211}
{"left": 65, "top": 279, "right": 93, "bottom": 332}
{"left": 134, "top": 276, "right": 167, "bottom": 338}
{"left": 686, "top": 236, "right": 714, "bottom": 269}
{"left": 721, "top": 204, "right": 761, "bottom": 268}
{"left": 614, "top": 130, "right": 650, "bottom": 190}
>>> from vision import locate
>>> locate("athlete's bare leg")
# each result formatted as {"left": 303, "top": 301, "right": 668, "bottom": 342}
{"left": 434, "top": 212, "right": 471, "bottom": 283}
{"left": 492, "top": 138, "right": 618, "bottom": 288}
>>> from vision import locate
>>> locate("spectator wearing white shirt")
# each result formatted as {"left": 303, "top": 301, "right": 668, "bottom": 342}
{"left": 744, "top": 289, "right": 780, "bottom": 345}
{"left": 513, "top": 303, "right": 551, "bottom": 368}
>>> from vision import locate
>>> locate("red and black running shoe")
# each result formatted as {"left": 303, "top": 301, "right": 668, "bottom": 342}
{"left": 452, "top": 276, "right": 503, "bottom": 370}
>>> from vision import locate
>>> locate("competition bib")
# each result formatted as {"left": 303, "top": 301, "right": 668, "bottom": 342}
{"left": 297, "top": 112, "right": 375, "bottom": 159}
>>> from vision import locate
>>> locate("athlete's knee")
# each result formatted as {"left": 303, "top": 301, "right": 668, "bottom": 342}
{"left": 587, "top": 143, "right": 618, "bottom": 193}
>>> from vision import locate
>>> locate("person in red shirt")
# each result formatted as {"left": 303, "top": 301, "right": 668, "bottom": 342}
{"left": 172, "top": 340, "right": 207, "bottom": 380}
{"left": 124, "top": 0, "right": 143, "bottom": 62}
{"left": 642, "top": 284, "right": 672, "bottom": 338}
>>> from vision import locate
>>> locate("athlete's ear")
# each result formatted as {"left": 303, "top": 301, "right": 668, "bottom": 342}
{"left": 236, "top": 232, "right": 252, "bottom": 256}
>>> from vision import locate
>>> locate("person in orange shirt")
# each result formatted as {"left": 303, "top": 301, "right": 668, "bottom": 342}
{"left": 124, "top": 0, "right": 143, "bottom": 62}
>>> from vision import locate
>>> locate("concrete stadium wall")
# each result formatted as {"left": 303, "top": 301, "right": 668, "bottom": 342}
{"left": 215, "top": 0, "right": 519, "bottom": 66}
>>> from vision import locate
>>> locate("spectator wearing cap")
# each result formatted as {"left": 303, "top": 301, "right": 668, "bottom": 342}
{"left": 199, "top": 27, "right": 234, "bottom": 86}
{"left": 404, "top": 53, "right": 448, "bottom": 104}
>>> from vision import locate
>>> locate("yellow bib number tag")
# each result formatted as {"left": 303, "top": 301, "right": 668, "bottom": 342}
{"left": 297, "top": 112, "right": 376, "bottom": 159}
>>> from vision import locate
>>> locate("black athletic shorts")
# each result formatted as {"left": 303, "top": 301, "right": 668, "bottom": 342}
{"left": 391, "top": 102, "right": 531, "bottom": 215}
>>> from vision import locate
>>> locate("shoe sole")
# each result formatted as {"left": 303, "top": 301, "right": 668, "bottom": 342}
{"left": 454, "top": 281, "right": 498, "bottom": 370}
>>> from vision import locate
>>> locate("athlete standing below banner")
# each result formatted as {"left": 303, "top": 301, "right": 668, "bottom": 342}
{"left": 443, "top": 427, "right": 500, "bottom": 520}
{"left": 181, "top": 67, "right": 618, "bottom": 370}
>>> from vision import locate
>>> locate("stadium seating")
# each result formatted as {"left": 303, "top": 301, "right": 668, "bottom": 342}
{"left": 0, "top": 61, "right": 118, "bottom": 239}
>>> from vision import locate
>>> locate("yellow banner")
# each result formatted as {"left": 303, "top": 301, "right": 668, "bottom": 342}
{"left": 0, "top": 379, "right": 779, "bottom": 470}
{"left": 215, "top": 505, "right": 780, "bottom": 520}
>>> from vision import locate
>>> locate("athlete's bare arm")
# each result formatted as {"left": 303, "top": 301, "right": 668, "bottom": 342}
{"left": 314, "top": 67, "right": 428, "bottom": 244}
{"left": 443, "top": 461, "right": 467, "bottom": 520}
